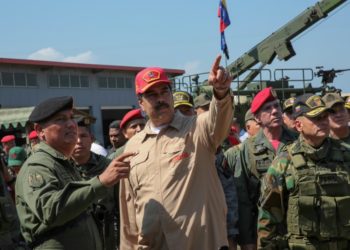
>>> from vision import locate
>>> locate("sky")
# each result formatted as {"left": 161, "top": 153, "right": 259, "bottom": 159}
{"left": 1, "top": 0, "right": 349, "bottom": 92}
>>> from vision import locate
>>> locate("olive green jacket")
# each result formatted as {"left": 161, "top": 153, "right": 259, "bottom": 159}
{"left": 15, "top": 142, "right": 109, "bottom": 249}
{"left": 232, "top": 127, "right": 296, "bottom": 245}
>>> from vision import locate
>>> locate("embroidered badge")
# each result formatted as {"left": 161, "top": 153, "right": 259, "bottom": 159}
{"left": 171, "top": 152, "right": 190, "bottom": 163}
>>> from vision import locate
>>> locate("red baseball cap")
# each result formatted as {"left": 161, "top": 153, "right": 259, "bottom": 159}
{"left": 28, "top": 130, "right": 38, "bottom": 140}
{"left": 120, "top": 109, "right": 145, "bottom": 129}
{"left": 135, "top": 67, "right": 171, "bottom": 95}
{"left": 1, "top": 135, "right": 15, "bottom": 143}
{"left": 251, "top": 87, "right": 278, "bottom": 114}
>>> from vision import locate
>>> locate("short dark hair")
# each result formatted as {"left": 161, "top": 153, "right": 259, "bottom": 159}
{"left": 109, "top": 120, "right": 121, "bottom": 129}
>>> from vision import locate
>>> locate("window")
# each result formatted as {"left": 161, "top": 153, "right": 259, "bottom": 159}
{"left": 125, "top": 77, "right": 133, "bottom": 88}
{"left": 60, "top": 75, "right": 70, "bottom": 88}
{"left": 80, "top": 76, "right": 89, "bottom": 88}
{"left": 48, "top": 74, "right": 59, "bottom": 87}
{"left": 98, "top": 77, "right": 108, "bottom": 88}
{"left": 108, "top": 77, "right": 116, "bottom": 88}
{"left": 26, "top": 73, "right": 37, "bottom": 86}
{"left": 70, "top": 75, "right": 80, "bottom": 88}
{"left": 2, "top": 72, "right": 14, "bottom": 86}
{"left": 97, "top": 74, "right": 134, "bottom": 89}
{"left": 48, "top": 73, "right": 89, "bottom": 88}
{"left": 14, "top": 73, "right": 26, "bottom": 86}
{"left": 0, "top": 72, "right": 38, "bottom": 87}
{"left": 116, "top": 77, "right": 124, "bottom": 88}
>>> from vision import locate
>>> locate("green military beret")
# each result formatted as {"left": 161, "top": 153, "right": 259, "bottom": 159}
{"left": 29, "top": 96, "right": 73, "bottom": 123}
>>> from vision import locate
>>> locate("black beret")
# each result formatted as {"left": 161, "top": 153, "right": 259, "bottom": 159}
{"left": 29, "top": 96, "right": 74, "bottom": 123}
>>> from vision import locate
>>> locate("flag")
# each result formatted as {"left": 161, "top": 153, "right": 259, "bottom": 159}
{"left": 218, "top": 0, "right": 231, "bottom": 59}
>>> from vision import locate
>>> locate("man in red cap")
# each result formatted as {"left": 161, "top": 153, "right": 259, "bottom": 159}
{"left": 119, "top": 55, "right": 234, "bottom": 250}
{"left": 1, "top": 134, "right": 16, "bottom": 166}
{"left": 231, "top": 87, "right": 296, "bottom": 250}
{"left": 108, "top": 109, "right": 146, "bottom": 159}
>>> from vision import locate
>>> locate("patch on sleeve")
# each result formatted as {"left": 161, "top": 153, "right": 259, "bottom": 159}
{"left": 28, "top": 172, "right": 45, "bottom": 188}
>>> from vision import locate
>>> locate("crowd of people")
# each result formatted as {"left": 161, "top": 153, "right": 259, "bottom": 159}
{"left": 1, "top": 55, "right": 350, "bottom": 249}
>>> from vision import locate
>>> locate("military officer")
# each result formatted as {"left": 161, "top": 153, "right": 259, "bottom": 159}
{"left": 282, "top": 97, "right": 296, "bottom": 132}
{"left": 72, "top": 117, "right": 119, "bottom": 250}
{"left": 322, "top": 92, "right": 350, "bottom": 147}
{"left": 15, "top": 96, "right": 133, "bottom": 249}
{"left": 233, "top": 87, "right": 296, "bottom": 250}
{"left": 107, "top": 120, "right": 126, "bottom": 157}
{"left": 108, "top": 109, "right": 146, "bottom": 159}
{"left": 173, "top": 91, "right": 196, "bottom": 116}
{"left": 258, "top": 93, "right": 350, "bottom": 249}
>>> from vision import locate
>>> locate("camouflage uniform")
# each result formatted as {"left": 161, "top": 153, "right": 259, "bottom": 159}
{"left": 15, "top": 142, "right": 108, "bottom": 249}
{"left": 258, "top": 136, "right": 350, "bottom": 249}
{"left": 232, "top": 128, "right": 296, "bottom": 245}
{"left": 76, "top": 152, "right": 119, "bottom": 250}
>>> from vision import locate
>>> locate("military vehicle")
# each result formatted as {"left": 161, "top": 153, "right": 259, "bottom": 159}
{"left": 173, "top": 0, "right": 349, "bottom": 121}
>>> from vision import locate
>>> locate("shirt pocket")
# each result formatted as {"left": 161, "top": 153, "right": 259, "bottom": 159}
{"left": 129, "top": 151, "right": 150, "bottom": 189}
{"left": 165, "top": 140, "right": 193, "bottom": 177}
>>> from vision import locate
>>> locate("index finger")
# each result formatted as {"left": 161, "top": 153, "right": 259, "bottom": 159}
{"left": 210, "top": 55, "right": 222, "bottom": 74}
{"left": 115, "top": 151, "right": 137, "bottom": 162}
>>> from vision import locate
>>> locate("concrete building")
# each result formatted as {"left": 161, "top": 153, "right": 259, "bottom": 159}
{"left": 0, "top": 58, "right": 184, "bottom": 146}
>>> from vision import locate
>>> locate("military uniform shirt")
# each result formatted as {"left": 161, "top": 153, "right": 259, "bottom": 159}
{"left": 15, "top": 142, "right": 109, "bottom": 249}
{"left": 233, "top": 127, "right": 296, "bottom": 245}
{"left": 120, "top": 93, "right": 234, "bottom": 250}
{"left": 258, "top": 136, "right": 350, "bottom": 248}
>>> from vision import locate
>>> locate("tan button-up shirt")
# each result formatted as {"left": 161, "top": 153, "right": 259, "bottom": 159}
{"left": 120, "top": 93, "right": 234, "bottom": 250}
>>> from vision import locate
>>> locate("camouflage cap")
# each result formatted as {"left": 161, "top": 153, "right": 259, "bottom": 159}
{"left": 194, "top": 93, "right": 211, "bottom": 109}
{"left": 293, "top": 94, "right": 329, "bottom": 118}
{"left": 173, "top": 91, "right": 194, "bottom": 108}
{"left": 283, "top": 97, "right": 296, "bottom": 112}
{"left": 322, "top": 93, "right": 344, "bottom": 109}
{"left": 344, "top": 96, "right": 350, "bottom": 110}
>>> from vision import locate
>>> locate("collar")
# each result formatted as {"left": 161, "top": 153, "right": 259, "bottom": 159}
{"left": 37, "top": 142, "right": 69, "bottom": 161}
{"left": 139, "top": 111, "right": 186, "bottom": 142}
{"left": 293, "top": 136, "right": 331, "bottom": 161}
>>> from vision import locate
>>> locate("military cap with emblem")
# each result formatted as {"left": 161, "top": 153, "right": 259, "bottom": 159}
{"left": 194, "top": 93, "right": 212, "bottom": 109}
{"left": 173, "top": 91, "right": 194, "bottom": 108}
{"left": 344, "top": 96, "right": 350, "bottom": 110}
{"left": 283, "top": 97, "right": 296, "bottom": 112}
{"left": 293, "top": 94, "right": 329, "bottom": 118}
{"left": 29, "top": 96, "right": 74, "bottom": 123}
{"left": 321, "top": 92, "right": 344, "bottom": 109}
{"left": 250, "top": 87, "right": 278, "bottom": 114}
{"left": 135, "top": 67, "right": 171, "bottom": 95}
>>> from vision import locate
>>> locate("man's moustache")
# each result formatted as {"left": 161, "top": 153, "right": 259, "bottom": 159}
{"left": 155, "top": 103, "right": 170, "bottom": 111}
